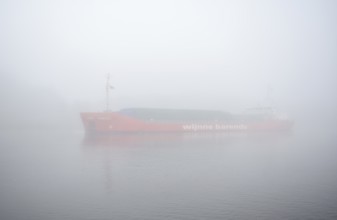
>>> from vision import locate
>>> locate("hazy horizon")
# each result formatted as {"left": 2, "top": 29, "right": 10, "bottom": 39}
{"left": 1, "top": 0, "right": 337, "bottom": 126}
{"left": 1, "top": 2, "right": 337, "bottom": 219}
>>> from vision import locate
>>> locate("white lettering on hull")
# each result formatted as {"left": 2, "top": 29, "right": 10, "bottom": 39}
{"left": 182, "top": 124, "right": 248, "bottom": 131}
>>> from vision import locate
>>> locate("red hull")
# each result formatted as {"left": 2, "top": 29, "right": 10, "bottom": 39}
{"left": 80, "top": 112, "right": 293, "bottom": 134}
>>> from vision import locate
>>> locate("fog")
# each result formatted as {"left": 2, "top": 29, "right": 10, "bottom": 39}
{"left": 1, "top": 0, "right": 336, "bottom": 129}
{"left": 1, "top": 1, "right": 337, "bottom": 219}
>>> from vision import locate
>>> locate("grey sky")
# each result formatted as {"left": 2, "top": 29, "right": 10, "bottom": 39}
{"left": 1, "top": 0, "right": 336, "bottom": 112}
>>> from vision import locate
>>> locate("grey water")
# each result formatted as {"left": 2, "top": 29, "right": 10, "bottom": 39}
{"left": 1, "top": 126, "right": 337, "bottom": 220}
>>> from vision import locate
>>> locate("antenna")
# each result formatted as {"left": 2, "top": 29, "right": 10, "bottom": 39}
{"left": 106, "top": 73, "right": 114, "bottom": 111}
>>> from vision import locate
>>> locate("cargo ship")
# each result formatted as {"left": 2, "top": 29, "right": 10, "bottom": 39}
{"left": 80, "top": 76, "right": 293, "bottom": 134}
{"left": 81, "top": 107, "right": 293, "bottom": 134}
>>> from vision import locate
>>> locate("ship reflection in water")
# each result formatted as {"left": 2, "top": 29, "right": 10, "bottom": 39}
{"left": 81, "top": 132, "right": 291, "bottom": 148}
{"left": 79, "top": 131, "right": 337, "bottom": 219}
{"left": 1, "top": 129, "right": 337, "bottom": 219}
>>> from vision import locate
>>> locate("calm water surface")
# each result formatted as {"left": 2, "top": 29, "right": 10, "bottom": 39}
{"left": 1, "top": 128, "right": 337, "bottom": 220}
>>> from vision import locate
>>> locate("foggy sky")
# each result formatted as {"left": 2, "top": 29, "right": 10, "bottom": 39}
{"left": 1, "top": 0, "right": 336, "bottom": 113}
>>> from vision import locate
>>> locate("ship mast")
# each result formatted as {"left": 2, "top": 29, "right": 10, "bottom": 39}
{"left": 106, "top": 73, "right": 114, "bottom": 111}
